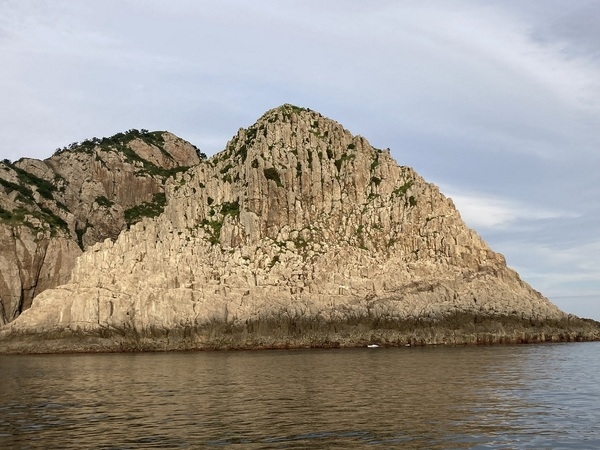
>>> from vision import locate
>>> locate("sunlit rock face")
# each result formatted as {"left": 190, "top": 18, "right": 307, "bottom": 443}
{"left": 2, "top": 105, "right": 566, "bottom": 345}
{"left": 0, "top": 130, "right": 200, "bottom": 324}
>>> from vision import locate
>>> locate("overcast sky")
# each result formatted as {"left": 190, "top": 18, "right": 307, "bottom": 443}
{"left": 2, "top": 0, "right": 599, "bottom": 319}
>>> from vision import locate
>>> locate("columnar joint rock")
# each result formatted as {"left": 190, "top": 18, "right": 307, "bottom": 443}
{"left": 0, "top": 131, "right": 200, "bottom": 324}
{"left": 2, "top": 105, "right": 565, "bottom": 339}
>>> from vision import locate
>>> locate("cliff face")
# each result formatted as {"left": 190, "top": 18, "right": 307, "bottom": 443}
{"left": 0, "top": 130, "right": 200, "bottom": 324}
{"left": 1, "top": 105, "right": 570, "bottom": 350}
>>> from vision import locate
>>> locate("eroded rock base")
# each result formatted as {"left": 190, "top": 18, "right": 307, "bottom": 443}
{"left": 2, "top": 313, "right": 598, "bottom": 354}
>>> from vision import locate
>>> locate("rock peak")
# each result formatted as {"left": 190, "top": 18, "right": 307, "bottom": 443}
{"left": 260, "top": 103, "right": 315, "bottom": 119}
{"left": 1, "top": 105, "right": 587, "bottom": 353}
{"left": 0, "top": 129, "right": 200, "bottom": 325}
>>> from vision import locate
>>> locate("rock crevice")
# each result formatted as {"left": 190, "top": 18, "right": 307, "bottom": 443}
{"left": 2, "top": 105, "right": 567, "bottom": 345}
{"left": 0, "top": 130, "right": 200, "bottom": 324}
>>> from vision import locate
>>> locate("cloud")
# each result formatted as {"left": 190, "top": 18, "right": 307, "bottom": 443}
{"left": 439, "top": 185, "right": 576, "bottom": 230}
{"left": 504, "top": 239, "right": 600, "bottom": 318}
{"left": 439, "top": 183, "right": 600, "bottom": 319}
{"left": 1, "top": 1, "right": 599, "bottom": 320}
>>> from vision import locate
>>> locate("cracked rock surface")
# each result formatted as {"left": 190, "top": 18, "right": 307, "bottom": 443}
{"left": 3, "top": 105, "right": 587, "bottom": 352}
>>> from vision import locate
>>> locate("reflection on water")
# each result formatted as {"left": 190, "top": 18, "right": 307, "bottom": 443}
{"left": 1, "top": 343, "right": 600, "bottom": 449}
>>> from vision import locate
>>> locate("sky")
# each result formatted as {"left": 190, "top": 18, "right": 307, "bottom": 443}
{"left": 1, "top": 0, "right": 599, "bottom": 319}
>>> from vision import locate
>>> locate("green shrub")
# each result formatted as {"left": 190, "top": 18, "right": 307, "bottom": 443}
{"left": 370, "top": 156, "right": 379, "bottom": 171}
{"left": 220, "top": 163, "right": 233, "bottom": 174}
{"left": 11, "top": 167, "right": 56, "bottom": 200}
{"left": 334, "top": 153, "right": 354, "bottom": 173}
{"left": 0, "top": 206, "right": 12, "bottom": 220}
{"left": 245, "top": 127, "right": 258, "bottom": 143}
{"left": 33, "top": 206, "right": 69, "bottom": 232}
{"left": 95, "top": 196, "right": 114, "bottom": 208}
{"left": 236, "top": 145, "right": 247, "bottom": 163}
{"left": 221, "top": 201, "right": 240, "bottom": 217}
{"left": 0, "top": 178, "right": 34, "bottom": 200}
{"left": 200, "top": 219, "right": 223, "bottom": 245}
{"left": 194, "top": 146, "right": 207, "bottom": 160}
{"left": 124, "top": 192, "right": 167, "bottom": 226}
{"left": 393, "top": 180, "right": 413, "bottom": 196}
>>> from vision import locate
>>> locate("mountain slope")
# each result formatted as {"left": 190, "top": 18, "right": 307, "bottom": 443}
{"left": 1, "top": 105, "right": 598, "bottom": 352}
{"left": 0, "top": 130, "right": 200, "bottom": 324}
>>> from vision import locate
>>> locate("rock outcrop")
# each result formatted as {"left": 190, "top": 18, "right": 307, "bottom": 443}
{"left": 2, "top": 105, "right": 598, "bottom": 352}
{"left": 0, "top": 130, "right": 200, "bottom": 324}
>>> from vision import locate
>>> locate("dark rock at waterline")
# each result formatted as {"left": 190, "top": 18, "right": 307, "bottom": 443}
{"left": 2, "top": 105, "right": 594, "bottom": 353}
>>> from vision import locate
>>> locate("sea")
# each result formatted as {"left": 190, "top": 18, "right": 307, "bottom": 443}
{"left": 1, "top": 342, "right": 599, "bottom": 449}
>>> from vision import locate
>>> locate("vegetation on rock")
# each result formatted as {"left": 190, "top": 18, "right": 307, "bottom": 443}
{"left": 0, "top": 129, "right": 201, "bottom": 326}
{"left": 1, "top": 104, "right": 598, "bottom": 352}
{"left": 124, "top": 192, "right": 167, "bottom": 227}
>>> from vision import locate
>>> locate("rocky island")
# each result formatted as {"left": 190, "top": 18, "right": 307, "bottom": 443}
{"left": 1, "top": 105, "right": 598, "bottom": 353}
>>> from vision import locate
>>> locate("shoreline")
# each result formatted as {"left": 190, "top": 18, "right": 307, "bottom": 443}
{"left": 2, "top": 313, "right": 599, "bottom": 355}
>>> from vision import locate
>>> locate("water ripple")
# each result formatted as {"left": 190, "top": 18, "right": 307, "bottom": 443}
{"left": 1, "top": 343, "right": 600, "bottom": 448}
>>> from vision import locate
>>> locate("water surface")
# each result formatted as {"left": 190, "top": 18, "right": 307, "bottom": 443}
{"left": 1, "top": 343, "right": 599, "bottom": 448}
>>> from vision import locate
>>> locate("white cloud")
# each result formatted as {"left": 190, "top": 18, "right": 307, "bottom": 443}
{"left": 440, "top": 185, "right": 574, "bottom": 230}
{"left": 1, "top": 0, "right": 599, "bottom": 320}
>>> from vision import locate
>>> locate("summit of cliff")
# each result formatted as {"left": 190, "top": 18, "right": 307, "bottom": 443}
{"left": 1, "top": 105, "right": 598, "bottom": 352}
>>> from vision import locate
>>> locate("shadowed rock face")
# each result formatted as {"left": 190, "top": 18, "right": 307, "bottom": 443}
{"left": 1, "top": 105, "right": 579, "bottom": 351}
{"left": 0, "top": 131, "right": 200, "bottom": 325}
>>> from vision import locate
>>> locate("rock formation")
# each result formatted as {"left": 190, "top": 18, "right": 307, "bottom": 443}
{"left": 1, "top": 105, "right": 598, "bottom": 352}
{"left": 0, "top": 130, "right": 200, "bottom": 325}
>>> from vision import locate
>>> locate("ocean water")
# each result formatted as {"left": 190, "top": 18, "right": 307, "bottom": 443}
{"left": 1, "top": 342, "right": 599, "bottom": 449}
